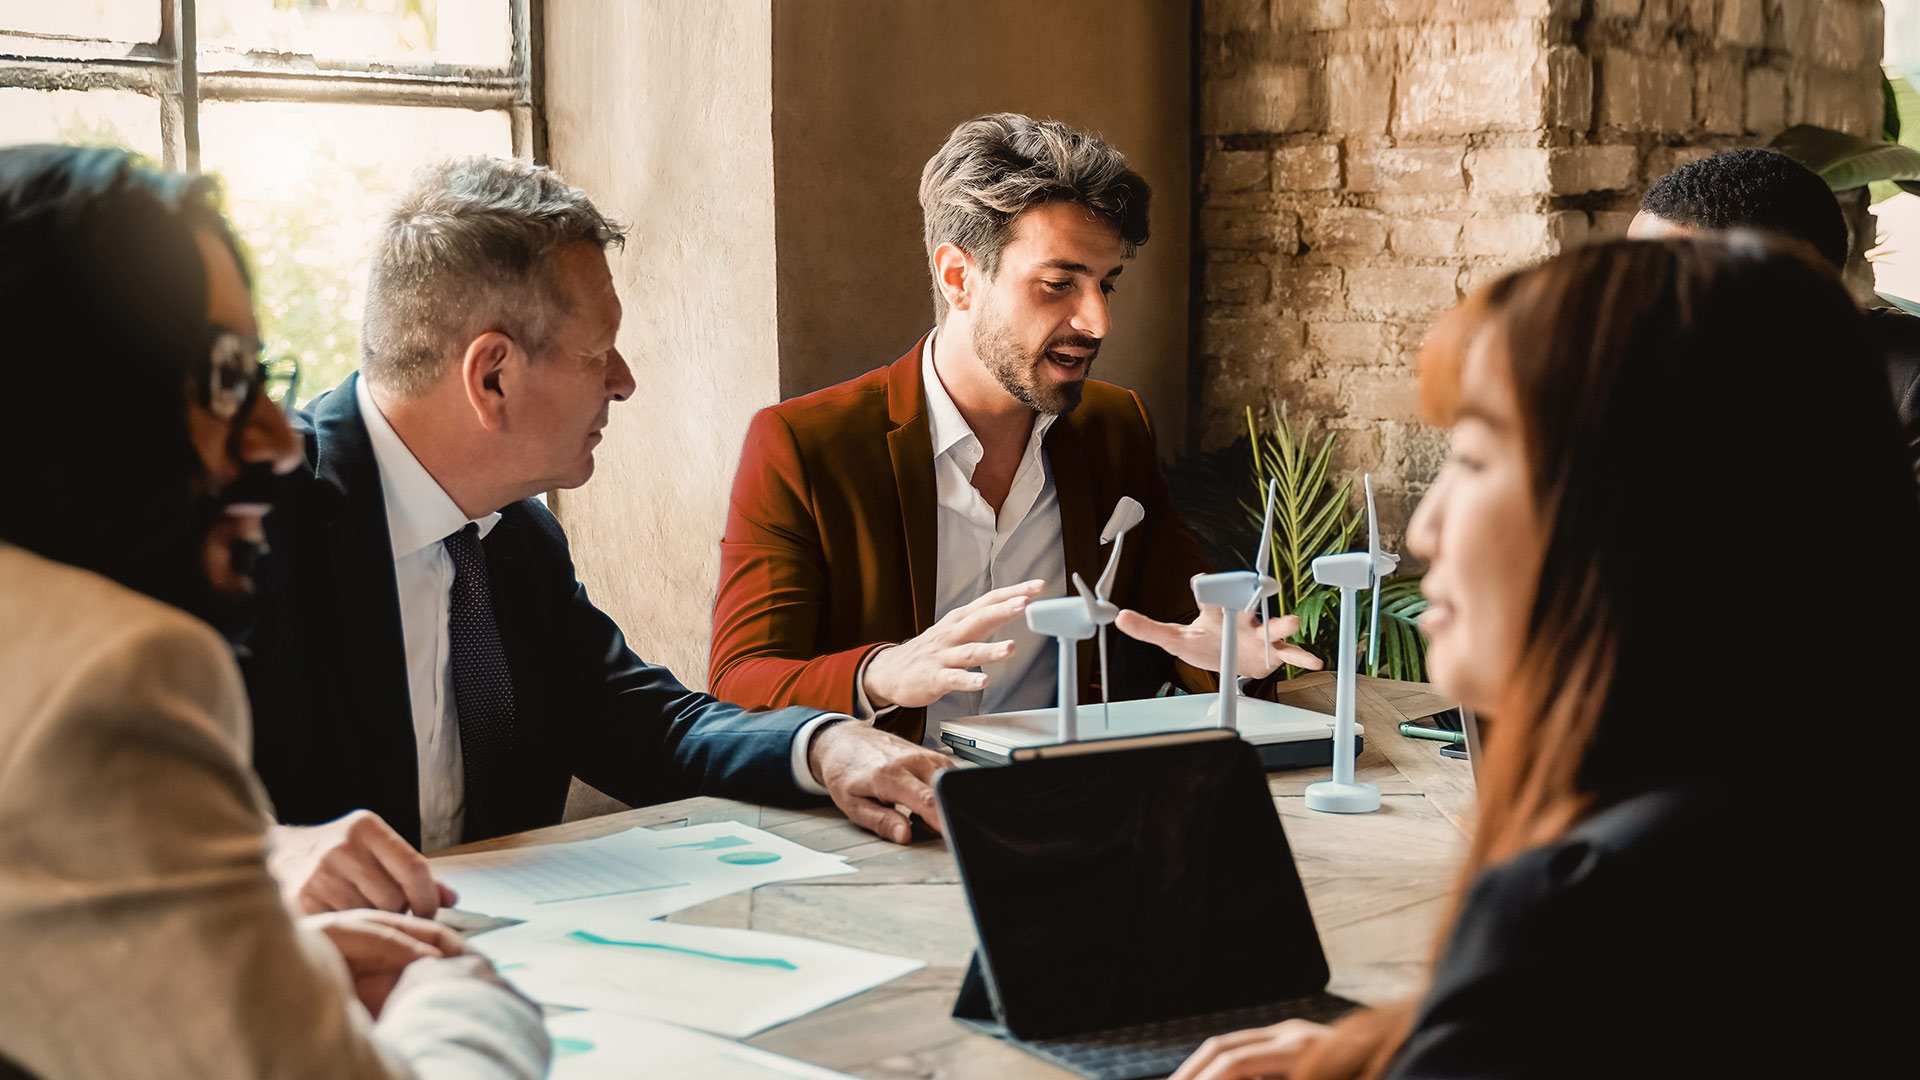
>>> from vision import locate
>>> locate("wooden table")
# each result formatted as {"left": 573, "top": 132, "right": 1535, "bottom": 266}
{"left": 450, "top": 675, "right": 1472, "bottom": 1079}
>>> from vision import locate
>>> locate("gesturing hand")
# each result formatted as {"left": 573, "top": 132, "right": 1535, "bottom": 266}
{"left": 303, "top": 908, "right": 467, "bottom": 1018}
{"left": 1116, "top": 575, "right": 1323, "bottom": 678}
{"left": 1169, "top": 1019, "right": 1333, "bottom": 1080}
{"left": 269, "top": 810, "right": 457, "bottom": 917}
{"left": 808, "top": 721, "right": 954, "bottom": 845}
{"left": 861, "top": 579, "right": 1046, "bottom": 709}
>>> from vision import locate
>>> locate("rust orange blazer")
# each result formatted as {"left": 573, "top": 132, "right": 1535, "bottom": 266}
{"left": 711, "top": 335, "right": 1215, "bottom": 745}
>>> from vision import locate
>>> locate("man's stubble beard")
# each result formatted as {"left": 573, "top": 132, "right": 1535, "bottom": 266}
{"left": 970, "top": 292, "right": 1089, "bottom": 416}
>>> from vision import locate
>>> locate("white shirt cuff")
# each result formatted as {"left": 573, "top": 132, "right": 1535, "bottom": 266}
{"left": 790, "top": 713, "right": 852, "bottom": 796}
{"left": 851, "top": 647, "right": 901, "bottom": 722}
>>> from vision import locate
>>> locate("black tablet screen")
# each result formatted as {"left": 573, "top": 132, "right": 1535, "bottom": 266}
{"left": 938, "top": 734, "right": 1331, "bottom": 1039}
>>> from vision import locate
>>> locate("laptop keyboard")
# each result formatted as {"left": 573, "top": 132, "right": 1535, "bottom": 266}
{"left": 1016, "top": 995, "right": 1357, "bottom": 1080}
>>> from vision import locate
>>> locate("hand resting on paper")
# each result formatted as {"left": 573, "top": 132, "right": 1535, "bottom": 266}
{"left": 807, "top": 720, "right": 953, "bottom": 846}
{"left": 1116, "top": 575, "right": 1323, "bottom": 679}
{"left": 303, "top": 908, "right": 469, "bottom": 1017}
{"left": 269, "top": 810, "right": 458, "bottom": 916}
{"left": 860, "top": 579, "right": 1046, "bottom": 709}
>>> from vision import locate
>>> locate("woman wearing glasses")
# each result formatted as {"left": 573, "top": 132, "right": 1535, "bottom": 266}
{"left": 0, "top": 145, "right": 549, "bottom": 1078}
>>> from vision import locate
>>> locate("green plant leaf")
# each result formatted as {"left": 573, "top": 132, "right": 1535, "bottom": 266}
{"left": 1769, "top": 124, "right": 1920, "bottom": 193}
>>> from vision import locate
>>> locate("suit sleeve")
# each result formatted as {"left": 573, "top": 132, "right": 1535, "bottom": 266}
{"left": 710, "top": 406, "right": 889, "bottom": 716}
{"left": 515, "top": 498, "right": 826, "bottom": 808}
{"left": 0, "top": 614, "right": 547, "bottom": 1080}
{"left": 1121, "top": 390, "right": 1219, "bottom": 695}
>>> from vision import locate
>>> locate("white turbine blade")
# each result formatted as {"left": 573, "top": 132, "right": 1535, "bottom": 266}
{"left": 1369, "top": 577, "right": 1382, "bottom": 675}
{"left": 1094, "top": 533, "right": 1125, "bottom": 600}
{"left": 1365, "top": 474, "right": 1380, "bottom": 569}
{"left": 1073, "top": 573, "right": 1113, "bottom": 727}
{"left": 1247, "top": 478, "right": 1278, "bottom": 612}
{"left": 1099, "top": 496, "right": 1145, "bottom": 544}
{"left": 1365, "top": 473, "right": 1400, "bottom": 578}
{"left": 1072, "top": 572, "right": 1100, "bottom": 623}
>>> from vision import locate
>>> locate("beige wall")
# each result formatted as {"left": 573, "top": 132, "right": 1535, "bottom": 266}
{"left": 543, "top": 0, "right": 780, "bottom": 687}
{"left": 771, "top": 0, "right": 1194, "bottom": 450}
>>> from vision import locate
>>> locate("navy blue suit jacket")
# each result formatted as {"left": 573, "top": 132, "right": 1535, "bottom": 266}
{"left": 240, "top": 374, "right": 824, "bottom": 847}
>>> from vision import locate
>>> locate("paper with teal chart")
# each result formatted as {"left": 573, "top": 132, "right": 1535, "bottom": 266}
{"left": 546, "top": 1011, "right": 854, "bottom": 1079}
{"left": 475, "top": 915, "right": 924, "bottom": 1037}
{"left": 432, "top": 823, "right": 854, "bottom": 919}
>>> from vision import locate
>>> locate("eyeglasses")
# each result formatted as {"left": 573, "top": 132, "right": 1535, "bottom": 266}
{"left": 198, "top": 330, "right": 301, "bottom": 421}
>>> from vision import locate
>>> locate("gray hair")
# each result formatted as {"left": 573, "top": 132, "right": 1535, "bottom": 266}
{"left": 919, "top": 113, "right": 1150, "bottom": 321}
{"left": 361, "top": 155, "right": 627, "bottom": 397}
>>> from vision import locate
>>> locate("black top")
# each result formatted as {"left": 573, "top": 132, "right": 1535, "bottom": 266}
{"left": 239, "top": 374, "right": 827, "bottom": 846}
{"left": 1864, "top": 306, "right": 1920, "bottom": 482}
{"left": 1385, "top": 786, "right": 1884, "bottom": 1078}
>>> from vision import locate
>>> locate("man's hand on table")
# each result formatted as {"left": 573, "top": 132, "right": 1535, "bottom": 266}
{"left": 808, "top": 721, "right": 953, "bottom": 845}
{"left": 861, "top": 579, "right": 1046, "bottom": 709}
{"left": 269, "top": 810, "right": 457, "bottom": 916}
{"left": 1116, "top": 575, "right": 1323, "bottom": 678}
{"left": 302, "top": 908, "right": 468, "bottom": 1017}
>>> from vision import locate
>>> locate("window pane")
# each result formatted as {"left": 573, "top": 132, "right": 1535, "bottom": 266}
{"left": 199, "top": 0, "right": 511, "bottom": 69}
{"left": 0, "top": 88, "right": 163, "bottom": 159}
{"left": 200, "top": 101, "right": 512, "bottom": 405}
{"left": 0, "top": 0, "right": 156, "bottom": 44}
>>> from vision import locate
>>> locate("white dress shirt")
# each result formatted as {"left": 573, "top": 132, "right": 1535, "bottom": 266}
{"left": 859, "top": 329, "right": 1068, "bottom": 745}
{"left": 355, "top": 379, "right": 831, "bottom": 853}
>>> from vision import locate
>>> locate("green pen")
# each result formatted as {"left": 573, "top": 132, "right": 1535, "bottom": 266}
{"left": 1397, "top": 721, "right": 1465, "bottom": 745}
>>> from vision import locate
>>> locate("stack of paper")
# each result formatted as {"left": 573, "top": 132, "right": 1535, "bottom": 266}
{"left": 545, "top": 1011, "right": 853, "bottom": 1079}
{"left": 475, "top": 911, "right": 924, "bottom": 1037}
{"left": 432, "top": 823, "right": 855, "bottom": 920}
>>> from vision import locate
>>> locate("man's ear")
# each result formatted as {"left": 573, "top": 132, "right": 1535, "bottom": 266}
{"left": 459, "top": 331, "right": 518, "bottom": 432}
{"left": 933, "top": 242, "right": 978, "bottom": 314}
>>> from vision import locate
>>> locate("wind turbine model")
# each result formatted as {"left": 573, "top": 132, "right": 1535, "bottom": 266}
{"left": 1025, "top": 498, "right": 1145, "bottom": 743}
{"left": 1192, "top": 478, "right": 1281, "bottom": 733}
{"left": 1304, "top": 474, "right": 1399, "bottom": 814}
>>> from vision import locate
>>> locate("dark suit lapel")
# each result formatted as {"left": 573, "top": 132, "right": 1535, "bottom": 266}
{"left": 886, "top": 342, "right": 938, "bottom": 635}
{"left": 1045, "top": 418, "right": 1101, "bottom": 592}
{"left": 311, "top": 376, "right": 424, "bottom": 843}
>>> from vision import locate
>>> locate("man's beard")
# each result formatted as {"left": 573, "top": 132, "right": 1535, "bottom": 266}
{"left": 971, "top": 297, "right": 1097, "bottom": 416}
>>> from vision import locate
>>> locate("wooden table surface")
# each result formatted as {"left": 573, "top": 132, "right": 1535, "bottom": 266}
{"left": 449, "top": 675, "right": 1472, "bottom": 1079}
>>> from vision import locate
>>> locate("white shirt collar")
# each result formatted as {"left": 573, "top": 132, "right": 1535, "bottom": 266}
{"left": 354, "top": 375, "right": 501, "bottom": 560}
{"left": 920, "top": 325, "right": 1058, "bottom": 463}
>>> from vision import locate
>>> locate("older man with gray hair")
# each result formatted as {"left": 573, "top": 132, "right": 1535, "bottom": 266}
{"left": 245, "top": 156, "right": 950, "bottom": 915}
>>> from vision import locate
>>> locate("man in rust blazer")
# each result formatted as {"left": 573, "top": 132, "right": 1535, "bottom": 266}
{"left": 712, "top": 114, "right": 1316, "bottom": 751}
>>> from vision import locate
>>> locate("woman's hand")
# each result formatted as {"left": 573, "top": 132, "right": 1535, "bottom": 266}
{"left": 1169, "top": 1019, "right": 1333, "bottom": 1080}
{"left": 302, "top": 908, "right": 468, "bottom": 1017}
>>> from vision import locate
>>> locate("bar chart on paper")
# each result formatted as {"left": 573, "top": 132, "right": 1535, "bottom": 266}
{"left": 431, "top": 823, "right": 856, "bottom": 920}
{"left": 433, "top": 839, "right": 686, "bottom": 912}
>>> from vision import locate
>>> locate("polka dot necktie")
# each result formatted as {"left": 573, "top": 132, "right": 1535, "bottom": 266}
{"left": 444, "top": 522, "right": 516, "bottom": 842}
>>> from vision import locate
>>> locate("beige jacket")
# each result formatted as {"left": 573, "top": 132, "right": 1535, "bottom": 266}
{"left": 0, "top": 542, "right": 548, "bottom": 1079}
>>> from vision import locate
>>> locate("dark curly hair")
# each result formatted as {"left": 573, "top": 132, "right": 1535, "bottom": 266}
{"left": 1639, "top": 147, "right": 1850, "bottom": 270}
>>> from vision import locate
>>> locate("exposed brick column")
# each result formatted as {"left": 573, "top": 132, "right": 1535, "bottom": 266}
{"left": 1195, "top": 0, "right": 1884, "bottom": 535}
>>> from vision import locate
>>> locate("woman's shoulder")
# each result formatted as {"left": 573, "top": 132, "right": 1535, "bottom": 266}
{"left": 0, "top": 543, "right": 249, "bottom": 753}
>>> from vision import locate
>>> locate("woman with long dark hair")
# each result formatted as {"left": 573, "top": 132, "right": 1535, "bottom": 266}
{"left": 0, "top": 145, "right": 548, "bottom": 1078}
{"left": 1175, "top": 236, "right": 1919, "bottom": 1079}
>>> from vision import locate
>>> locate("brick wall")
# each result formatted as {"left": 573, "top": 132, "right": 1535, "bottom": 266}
{"left": 1195, "top": 0, "right": 1885, "bottom": 537}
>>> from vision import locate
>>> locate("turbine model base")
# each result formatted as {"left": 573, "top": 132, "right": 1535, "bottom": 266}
{"left": 1304, "top": 780, "right": 1381, "bottom": 814}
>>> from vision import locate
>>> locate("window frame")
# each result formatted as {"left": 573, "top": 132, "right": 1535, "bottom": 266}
{"left": 0, "top": 0, "right": 544, "bottom": 170}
